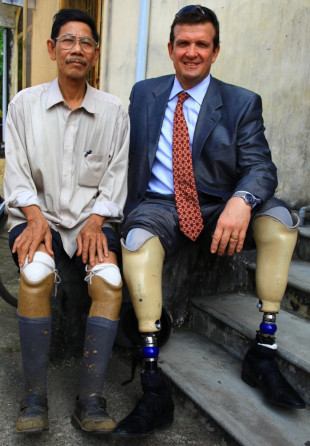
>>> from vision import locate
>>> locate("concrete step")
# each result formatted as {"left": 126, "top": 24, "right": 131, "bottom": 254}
{"left": 247, "top": 258, "right": 310, "bottom": 319}
{"left": 160, "top": 329, "right": 310, "bottom": 446}
{"left": 297, "top": 226, "right": 310, "bottom": 261}
{"left": 189, "top": 292, "right": 310, "bottom": 406}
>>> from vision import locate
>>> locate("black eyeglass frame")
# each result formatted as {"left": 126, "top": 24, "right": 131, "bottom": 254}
{"left": 175, "top": 5, "right": 205, "bottom": 18}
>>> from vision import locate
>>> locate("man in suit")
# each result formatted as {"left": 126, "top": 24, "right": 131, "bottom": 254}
{"left": 114, "top": 5, "right": 305, "bottom": 438}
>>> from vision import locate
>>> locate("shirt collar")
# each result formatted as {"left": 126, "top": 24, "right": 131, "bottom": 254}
{"left": 169, "top": 75, "right": 211, "bottom": 105}
{"left": 46, "top": 78, "right": 96, "bottom": 114}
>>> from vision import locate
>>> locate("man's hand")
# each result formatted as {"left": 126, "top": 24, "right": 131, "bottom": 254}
{"left": 76, "top": 214, "right": 108, "bottom": 267}
{"left": 210, "top": 197, "right": 252, "bottom": 256}
{"left": 12, "top": 205, "right": 53, "bottom": 267}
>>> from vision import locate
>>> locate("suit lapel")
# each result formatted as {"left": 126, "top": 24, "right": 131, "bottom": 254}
{"left": 147, "top": 76, "right": 174, "bottom": 170}
{"left": 192, "top": 77, "right": 222, "bottom": 165}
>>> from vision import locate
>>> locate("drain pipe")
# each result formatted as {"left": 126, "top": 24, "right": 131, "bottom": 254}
{"left": 2, "top": 28, "right": 7, "bottom": 143}
{"left": 135, "top": 0, "right": 151, "bottom": 82}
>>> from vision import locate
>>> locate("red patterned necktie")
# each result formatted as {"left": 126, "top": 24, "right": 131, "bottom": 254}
{"left": 172, "top": 92, "right": 204, "bottom": 241}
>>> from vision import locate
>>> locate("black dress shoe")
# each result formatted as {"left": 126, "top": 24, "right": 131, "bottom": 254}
{"left": 16, "top": 395, "right": 49, "bottom": 433}
{"left": 114, "top": 370, "right": 174, "bottom": 437}
{"left": 242, "top": 344, "right": 305, "bottom": 409}
{"left": 71, "top": 395, "right": 116, "bottom": 433}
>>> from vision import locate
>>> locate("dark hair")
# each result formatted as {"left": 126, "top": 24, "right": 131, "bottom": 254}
{"left": 51, "top": 8, "right": 99, "bottom": 42}
{"left": 170, "top": 6, "right": 220, "bottom": 50}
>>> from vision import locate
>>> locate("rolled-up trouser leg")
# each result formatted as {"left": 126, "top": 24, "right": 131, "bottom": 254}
{"left": 121, "top": 236, "right": 165, "bottom": 333}
{"left": 253, "top": 212, "right": 299, "bottom": 313}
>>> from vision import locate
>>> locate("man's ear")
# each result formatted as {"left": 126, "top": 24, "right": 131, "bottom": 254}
{"left": 91, "top": 47, "right": 100, "bottom": 66}
{"left": 212, "top": 45, "right": 220, "bottom": 64}
{"left": 47, "top": 39, "right": 56, "bottom": 61}
{"left": 167, "top": 41, "right": 173, "bottom": 60}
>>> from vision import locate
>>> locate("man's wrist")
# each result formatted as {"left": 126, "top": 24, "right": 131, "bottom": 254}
{"left": 21, "top": 205, "right": 44, "bottom": 221}
{"left": 232, "top": 191, "right": 261, "bottom": 209}
{"left": 89, "top": 213, "right": 105, "bottom": 227}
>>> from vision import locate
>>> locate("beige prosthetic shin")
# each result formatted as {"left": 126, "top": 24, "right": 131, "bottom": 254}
{"left": 121, "top": 236, "right": 165, "bottom": 333}
{"left": 18, "top": 272, "right": 54, "bottom": 318}
{"left": 253, "top": 213, "right": 299, "bottom": 313}
{"left": 87, "top": 276, "right": 122, "bottom": 320}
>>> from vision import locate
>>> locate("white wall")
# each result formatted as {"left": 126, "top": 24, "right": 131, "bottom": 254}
{"left": 100, "top": 0, "right": 310, "bottom": 208}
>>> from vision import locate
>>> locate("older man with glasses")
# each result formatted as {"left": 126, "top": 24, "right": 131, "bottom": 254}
{"left": 4, "top": 8, "right": 129, "bottom": 435}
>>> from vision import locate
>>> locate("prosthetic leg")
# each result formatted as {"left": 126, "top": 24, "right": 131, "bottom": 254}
{"left": 72, "top": 263, "right": 122, "bottom": 434}
{"left": 16, "top": 252, "right": 57, "bottom": 433}
{"left": 242, "top": 213, "right": 305, "bottom": 408}
{"left": 115, "top": 236, "right": 174, "bottom": 437}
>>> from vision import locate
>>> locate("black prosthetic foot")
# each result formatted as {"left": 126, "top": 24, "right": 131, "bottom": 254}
{"left": 114, "top": 370, "right": 174, "bottom": 437}
{"left": 242, "top": 343, "right": 305, "bottom": 409}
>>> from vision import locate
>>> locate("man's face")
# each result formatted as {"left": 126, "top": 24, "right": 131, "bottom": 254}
{"left": 48, "top": 21, "right": 99, "bottom": 81}
{"left": 168, "top": 22, "right": 220, "bottom": 90}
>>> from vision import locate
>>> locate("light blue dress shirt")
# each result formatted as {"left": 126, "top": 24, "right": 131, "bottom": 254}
{"left": 147, "top": 75, "right": 211, "bottom": 194}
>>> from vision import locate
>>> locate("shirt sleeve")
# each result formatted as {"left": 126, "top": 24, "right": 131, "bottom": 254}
{"left": 4, "top": 99, "right": 41, "bottom": 218}
{"left": 91, "top": 104, "right": 130, "bottom": 221}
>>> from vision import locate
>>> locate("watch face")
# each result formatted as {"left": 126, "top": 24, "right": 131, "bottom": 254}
{"left": 244, "top": 193, "right": 255, "bottom": 205}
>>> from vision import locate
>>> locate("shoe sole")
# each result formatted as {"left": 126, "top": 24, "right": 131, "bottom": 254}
{"left": 113, "top": 414, "right": 174, "bottom": 437}
{"left": 71, "top": 414, "right": 115, "bottom": 434}
{"left": 16, "top": 426, "right": 49, "bottom": 434}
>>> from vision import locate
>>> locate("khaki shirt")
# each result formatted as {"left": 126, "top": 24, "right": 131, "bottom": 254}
{"left": 4, "top": 79, "right": 129, "bottom": 257}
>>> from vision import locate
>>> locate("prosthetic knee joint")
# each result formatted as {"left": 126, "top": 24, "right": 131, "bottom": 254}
{"left": 253, "top": 212, "right": 299, "bottom": 345}
{"left": 122, "top": 236, "right": 165, "bottom": 371}
{"left": 85, "top": 263, "right": 122, "bottom": 320}
{"left": 18, "top": 252, "right": 59, "bottom": 318}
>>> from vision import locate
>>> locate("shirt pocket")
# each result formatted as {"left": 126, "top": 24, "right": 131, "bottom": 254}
{"left": 78, "top": 154, "right": 106, "bottom": 187}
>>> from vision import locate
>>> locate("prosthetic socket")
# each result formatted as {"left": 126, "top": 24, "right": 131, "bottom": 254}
{"left": 122, "top": 214, "right": 298, "bottom": 355}
{"left": 85, "top": 263, "right": 122, "bottom": 320}
{"left": 253, "top": 214, "right": 299, "bottom": 344}
{"left": 19, "top": 252, "right": 123, "bottom": 321}
{"left": 18, "top": 252, "right": 59, "bottom": 318}
{"left": 122, "top": 236, "right": 165, "bottom": 370}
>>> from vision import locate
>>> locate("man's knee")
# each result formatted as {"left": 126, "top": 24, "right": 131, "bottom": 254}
{"left": 18, "top": 252, "right": 57, "bottom": 318}
{"left": 86, "top": 263, "right": 122, "bottom": 320}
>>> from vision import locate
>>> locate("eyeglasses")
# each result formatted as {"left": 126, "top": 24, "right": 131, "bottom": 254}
{"left": 175, "top": 5, "right": 205, "bottom": 18}
{"left": 55, "top": 33, "right": 98, "bottom": 52}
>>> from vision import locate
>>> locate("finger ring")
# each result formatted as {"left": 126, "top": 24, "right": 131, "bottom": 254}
{"left": 230, "top": 236, "right": 238, "bottom": 241}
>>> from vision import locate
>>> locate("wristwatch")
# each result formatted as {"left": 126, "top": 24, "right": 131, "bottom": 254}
{"left": 232, "top": 191, "right": 257, "bottom": 208}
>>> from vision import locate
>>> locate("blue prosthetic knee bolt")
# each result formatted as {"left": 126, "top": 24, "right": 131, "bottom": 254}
{"left": 257, "top": 313, "right": 277, "bottom": 344}
{"left": 142, "top": 334, "right": 159, "bottom": 372}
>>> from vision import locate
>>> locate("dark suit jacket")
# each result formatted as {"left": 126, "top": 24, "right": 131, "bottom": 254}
{"left": 124, "top": 75, "right": 277, "bottom": 216}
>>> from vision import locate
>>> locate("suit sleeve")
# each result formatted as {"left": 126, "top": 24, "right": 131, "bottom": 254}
{"left": 234, "top": 94, "right": 278, "bottom": 202}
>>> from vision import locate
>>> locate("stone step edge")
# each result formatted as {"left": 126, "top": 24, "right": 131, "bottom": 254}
{"left": 160, "top": 332, "right": 248, "bottom": 446}
{"left": 159, "top": 329, "right": 310, "bottom": 446}
{"left": 246, "top": 259, "right": 310, "bottom": 294}
{"left": 190, "top": 292, "right": 310, "bottom": 375}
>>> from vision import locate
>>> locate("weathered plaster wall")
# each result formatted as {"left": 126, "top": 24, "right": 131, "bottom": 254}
{"left": 31, "top": 0, "right": 58, "bottom": 85}
{"left": 100, "top": 0, "right": 310, "bottom": 208}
